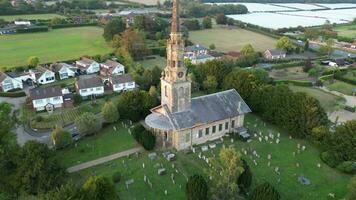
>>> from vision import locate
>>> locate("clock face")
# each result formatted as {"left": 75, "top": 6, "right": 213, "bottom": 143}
{"left": 178, "top": 72, "right": 184, "bottom": 78}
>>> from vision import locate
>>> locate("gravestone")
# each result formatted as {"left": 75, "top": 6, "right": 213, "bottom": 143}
{"left": 158, "top": 168, "right": 166, "bottom": 175}
{"left": 201, "top": 145, "right": 208, "bottom": 152}
{"left": 209, "top": 143, "right": 216, "bottom": 149}
{"left": 148, "top": 152, "right": 157, "bottom": 161}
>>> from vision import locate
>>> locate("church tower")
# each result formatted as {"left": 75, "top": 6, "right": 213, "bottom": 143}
{"left": 161, "top": 0, "right": 191, "bottom": 113}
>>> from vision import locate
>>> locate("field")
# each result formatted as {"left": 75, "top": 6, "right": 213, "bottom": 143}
{"left": 56, "top": 123, "right": 137, "bottom": 167}
{"left": 189, "top": 26, "right": 277, "bottom": 52}
{"left": 326, "top": 80, "right": 355, "bottom": 95}
{"left": 269, "top": 67, "right": 312, "bottom": 81}
{"left": 137, "top": 56, "right": 166, "bottom": 69}
{"left": 334, "top": 24, "right": 356, "bottom": 38}
{"left": 68, "top": 114, "right": 350, "bottom": 200}
{"left": 0, "top": 27, "right": 111, "bottom": 69}
{"left": 0, "top": 13, "right": 65, "bottom": 21}
{"left": 289, "top": 85, "right": 345, "bottom": 112}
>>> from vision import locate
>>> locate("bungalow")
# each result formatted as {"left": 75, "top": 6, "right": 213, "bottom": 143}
{"left": 29, "top": 86, "right": 63, "bottom": 111}
{"left": 100, "top": 60, "right": 125, "bottom": 81}
{"left": 110, "top": 74, "right": 135, "bottom": 92}
{"left": 0, "top": 72, "right": 23, "bottom": 92}
{"left": 76, "top": 57, "right": 100, "bottom": 74}
{"left": 50, "top": 63, "right": 77, "bottom": 80}
{"left": 29, "top": 66, "right": 56, "bottom": 85}
{"left": 190, "top": 54, "right": 215, "bottom": 65}
{"left": 184, "top": 44, "right": 209, "bottom": 58}
{"left": 264, "top": 49, "right": 287, "bottom": 60}
{"left": 75, "top": 75, "right": 104, "bottom": 99}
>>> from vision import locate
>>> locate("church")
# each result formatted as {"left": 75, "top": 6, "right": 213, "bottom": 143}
{"left": 145, "top": 0, "right": 251, "bottom": 151}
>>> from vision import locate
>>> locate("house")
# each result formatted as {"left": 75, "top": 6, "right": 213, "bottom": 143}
{"left": 209, "top": 51, "right": 224, "bottom": 60}
{"left": 75, "top": 75, "right": 104, "bottom": 99}
{"left": 110, "top": 74, "right": 135, "bottom": 92}
{"left": 100, "top": 60, "right": 125, "bottom": 81}
{"left": 14, "top": 21, "right": 31, "bottom": 26}
{"left": 190, "top": 54, "right": 215, "bottom": 65}
{"left": 0, "top": 72, "right": 23, "bottom": 92}
{"left": 223, "top": 51, "right": 242, "bottom": 61}
{"left": 50, "top": 63, "right": 77, "bottom": 80}
{"left": 29, "top": 86, "right": 64, "bottom": 111}
{"left": 76, "top": 57, "right": 100, "bottom": 74}
{"left": 145, "top": 1, "right": 251, "bottom": 151}
{"left": 184, "top": 44, "right": 209, "bottom": 58}
{"left": 29, "top": 66, "right": 56, "bottom": 85}
{"left": 264, "top": 49, "right": 287, "bottom": 60}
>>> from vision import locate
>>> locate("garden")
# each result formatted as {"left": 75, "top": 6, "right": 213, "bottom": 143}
{"left": 68, "top": 114, "right": 351, "bottom": 200}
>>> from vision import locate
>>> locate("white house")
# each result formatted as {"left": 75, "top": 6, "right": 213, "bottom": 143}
{"left": 0, "top": 72, "right": 23, "bottom": 92}
{"left": 100, "top": 60, "right": 125, "bottom": 81}
{"left": 29, "top": 86, "right": 64, "bottom": 111}
{"left": 76, "top": 57, "right": 100, "bottom": 74}
{"left": 50, "top": 63, "right": 77, "bottom": 80}
{"left": 29, "top": 66, "right": 56, "bottom": 85}
{"left": 264, "top": 49, "right": 287, "bottom": 60}
{"left": 14, "top": 21, "right": 31, "bottom": 26}
{"left": 184, "top": 44, "right": 209, "bottom": 58}
{"left": 75, "top": 75, "right": 104, "bottom": 98}
{"left": 110, "top": 74, "right": 135, "bottom": 92}
{"left": 190, "top": 54, "right": 215, "bottom": 65}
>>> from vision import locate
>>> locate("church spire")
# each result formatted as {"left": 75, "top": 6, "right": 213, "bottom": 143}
{"left": 171, "top": 0, "right": 179, "bottom": 33}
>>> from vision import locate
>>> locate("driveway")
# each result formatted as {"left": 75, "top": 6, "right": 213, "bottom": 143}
{"left": 0, "top": 96, "right": 26, "bottom": 110}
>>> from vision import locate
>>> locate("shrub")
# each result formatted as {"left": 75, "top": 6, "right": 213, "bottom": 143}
{"left": 112, "top": 172, "right": 121, "bottom": 183}
{"left": 75, "top": 112, "right": 102, "bottom": 136}
{"left": 102, "top": 102, "right": 119, "bottom": 123}
{"left": 274, "top": 80, "right": 313, "bottom": 87}
{"left": 131, "top": 124, "right": 155, "bottom": 150}
{"left": 336, "top": 161, "right": 356, "bottom": 174}
{"left": 320, "top": 151, "right": 339, "bottom": 168}
{"left": 186, "top": 175, "right": 208, "bottom": 200}
{"left": 345, "top": 106, "right": 356, "bottom": 113}
{"left": 250, "top": 182, "right": 281, "bottom": 200}
{"left": 17, "top": 26, "right": 49, "bottom": 33}
{"left": 0, "top": 91, "right": 26, "bottom": 97}
{"left": 36, "top": 116, "right": 44, "bottom": 122}
{"left": 73, "top": 94, "right": 82, "bottom": 105}
{"left": 51, "top": 127, "right": 72, "bottom": 149}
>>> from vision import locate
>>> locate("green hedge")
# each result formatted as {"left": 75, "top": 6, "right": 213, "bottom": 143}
{"left": 0, "top": 91, "right": 26, "bottom": 97}
{"left": 335, "top": 73, "right": 356, "bottom": 85}
{"left": 275, "top": 79, "right": 313, "bottom": 87}
{"left": 17, "top": 26, "right": 49, "bottom": 33}
{"left": 319, "top": 74, "right": 334, "bottom": 82}
{"left": 51, "top": 23, "right": 98, "bottom": 29}
{"left": 345, "top": 106, "right": 356, "bottom": 113}
{"left": 271, "top": 61, "right": 305, "bottom": 70}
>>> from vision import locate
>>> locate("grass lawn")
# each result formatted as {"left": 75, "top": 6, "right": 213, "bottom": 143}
{"left": 289, "top": 85, "right": 345, "bottom": 112}
{"left": 334, "top": 24, "right": 356, "bottom": 39}
{"left": 189, "top": 26, "right": 277, "bottom": 52}
{"left": 68, "top": 114, "right": 350, "bottom": 200}
{"left": 269, "top": 66, "right": 311, "bottom": 81}
{"left": 341, "top": 69, "right": 356, "bottom": 82}
{"left": 0, "top": 26, "right": 111, "bottom": 69}
{"left": 39, "top": 77, "right": 76, "bottom": 88}
{"left": 137, "top": 56, "right": 166, "bottom": 69}
{"left": 0, "top": 13, "right": 65, "bottom": 21}
{"left": 326, "top": 80, "right": 355, "bottom": 95}
{"left": 56, "top": 123, "right": 137, "bottom": 167}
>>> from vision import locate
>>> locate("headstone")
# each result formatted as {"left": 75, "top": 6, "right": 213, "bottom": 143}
{"left": 113, "top": 126, "right": 117, "bottom": 131}
{"left": 268, "top": 161, "right": 271, "bottom": 167}
{"left": 164, "top": 190, "right": 168, "bottom": 195}
{"left": 148, "top": 152, "right": 157, "bottom": 161}
{"left": 268, "top": 154, "right": 272, "bottom": 160}
{"left": 302, "top": 146, "right": 306, "bottom": 151}
{"left": 297, "top": 143, "right": 301, "bottom": 149}
{"left": 296, "top": 163, "right": 300, "bottom": 168}
{"left": 125, "top": 179, "right": 134, "bottom": 190}
{"left": 209, "top": 143, "right": 216, "bottom": 149}
{"left": 142, "top": 163, "right": 145, "bottom": 169}
{"left": 276, "top": 139, "right": 280, "bottom": 144}
{"left": 317, "top": 163, "right": 321, "bottom": 168}
{"left": 258, "top": 137, "right": 262, "bottom": 142}
{"left": 158, "top": 168, "right": 166, "bottom": 175}
{"left": 201, "top": 145, "right": 208, "bottom": 152}
{"left": 265, "top": 136, "right": 269, "bottom": 141}
{"left": 231, "top": 138, "right": 234, "bottom": 143}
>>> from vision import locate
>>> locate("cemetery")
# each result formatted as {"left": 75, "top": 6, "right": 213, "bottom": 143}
{"left": 68, "top": 114, "right": 350, "bottom": 200}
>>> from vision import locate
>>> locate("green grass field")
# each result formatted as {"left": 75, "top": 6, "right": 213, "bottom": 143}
{"left": 189, "top": 26, "right": 277, "bottom": 52}
{"left": 334, "top": 24, "right": 356, "bottom": 39}
{"left": 68, "top": 114, "right": 350, "bottom": 200}
{"left": 0, "top": 13, "right": 65, "bottom": 21}
{"left": 56, "top": 123, "right": 137, "bottom": 167}
{"left": 326, "top": 80, "right": 355, "bottom": 95}
{"left": 0, "top": 27, "right": 111, "bottom": 69}
{"left": 289, "top": 85, "right": 345, "bottom": 112}
{"left": 137, "top": 56, "right": 166, "bottom": 69}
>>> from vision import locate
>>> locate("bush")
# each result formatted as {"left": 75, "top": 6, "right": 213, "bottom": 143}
{"left": 320, "top": 151, "right": 339, "bottom": 168}
{"left": 35, "top": 115, "right": 44, "bottom": 122}
{"left": 271, "top": 61, "right": 305, "bottom": 69}
{"left": 51, "top": 23, "right": 97, "bottom": 29}
{"left": 51, "top": 127, "right": 72, "bottom": 149}
{"left": 345, "top": 106, "right": 356, "bottom": 113}
{"left": 131, "top": 124, "right": 156, "bottom": 150}
{"left": 186, "top": 175, "right": 208, "bottom": 200}
{"left": 112, "top": 172, "right": 121, "bottom": 183}
{"left": 73, "top": 94, "right": 82, "bottom": 105}
{"left": 250, "top": 182, "right": 281, "bottom": 200}
{"left": 16, "top": 26, "right": 49, "bottom": 33}
{"left": 274, "top": 80, "right": 313, "bottom": 87}
{"left": 0, "top": 91, "right": 26, "bottom": 97}
{"left": 336, "top": 161, "right": 356, "bottom": 174}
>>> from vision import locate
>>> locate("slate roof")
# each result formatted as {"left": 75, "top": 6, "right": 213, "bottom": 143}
{"left": 76, "top": 75, "right": 103, "bottom": 89}
{"left": 29, "top": 86, "right": 62, "bottom": 100}
{"left": 267, "top": 49, "right": 286, "bottom": 56}
{"left": 50, "top": 63, "right": 75, "bottom": 72}
{"left": 185, "top": 44, "right": 208, "bottom": 52}
{"left": 77, "top": 57, "right": 96, "bottom": 68}
{"left": 102, "top": 60, "right": 124, "bottom": 69}
{"left": 0, "top": 72, "right": 8, "bottom": 82}
{"left": 146, "top": 89, "right": 251, "bottom": 131}
{"left": 110, "top": 74, "right": 134, "bottom": 84}
{"left": 194, "top": 54, "right": 214, "bottom": 60}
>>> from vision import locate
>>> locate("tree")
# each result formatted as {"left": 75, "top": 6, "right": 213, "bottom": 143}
{"left": 149, "top": 85, "right": 157, "bottom": 98}
{"left": 241, "top": 44, "right": 255, "bottom": 57}
{"left": 186, "top": 175, "right": 208, "bottom": 200}
{"left": 216, "top": 13, "right": 227, "bottom": 25}
{"left": 103, "top": 18, "right": 125, "bottom": 41}
{"left": 133, "top": 15, "right": 144, "bottom": 30}
{"left": 237, "top": 160, "right": 252, "bottom": 194}
{"left": 39, "top": 182, "right": 83, "bottom": 200}
{"left": 276, "top": 36, "right": 294, "bottom": 53}
{"left": 83, "top": 176, "right": 116, "bottom": 200}
{"left": 212, "top": 148, "right": 244, "bottom": 199}
{"left": 303, "top": 58, "right": 313, "bottom": 72}
{"left": 203, "top": 75, "right": 218, "bottom": 93}
{"left": 27, "top": 56, "right": 39, "bottom": 67}
{"left": 209, "top": 44, "right": 216, "bottom": 50}
{"left": 347, "top": 176, "right": 356, "bottom": 200}
{"left": 117, "top": 90, "right": 157, "bottom": 122}
{"left": 202, "top": 16, "right": 212, "bottom": 29}
{"left": 304, "top": 40, "right": 309, "bottom": 51}
{"left": 183, "top": 19, "right": 201, "bottom": 30}
{"left": 250, "top": 182, "right": 281, "bottom": 200}
{"left": 15, "top": 141, "right": 66, "bottom": 195}
{"left": 51, "top": 126, "right": 72, "bottom": 149}
{"left": 75, "top": 112, "right": 102, "bottom": 136}
{"left": 101, "top": 102, "right": 119, "bottom": 123}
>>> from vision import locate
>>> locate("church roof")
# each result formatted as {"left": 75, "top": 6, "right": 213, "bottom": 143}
{"left": 145, "top": 89, "right": 251, "bottom": 131}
